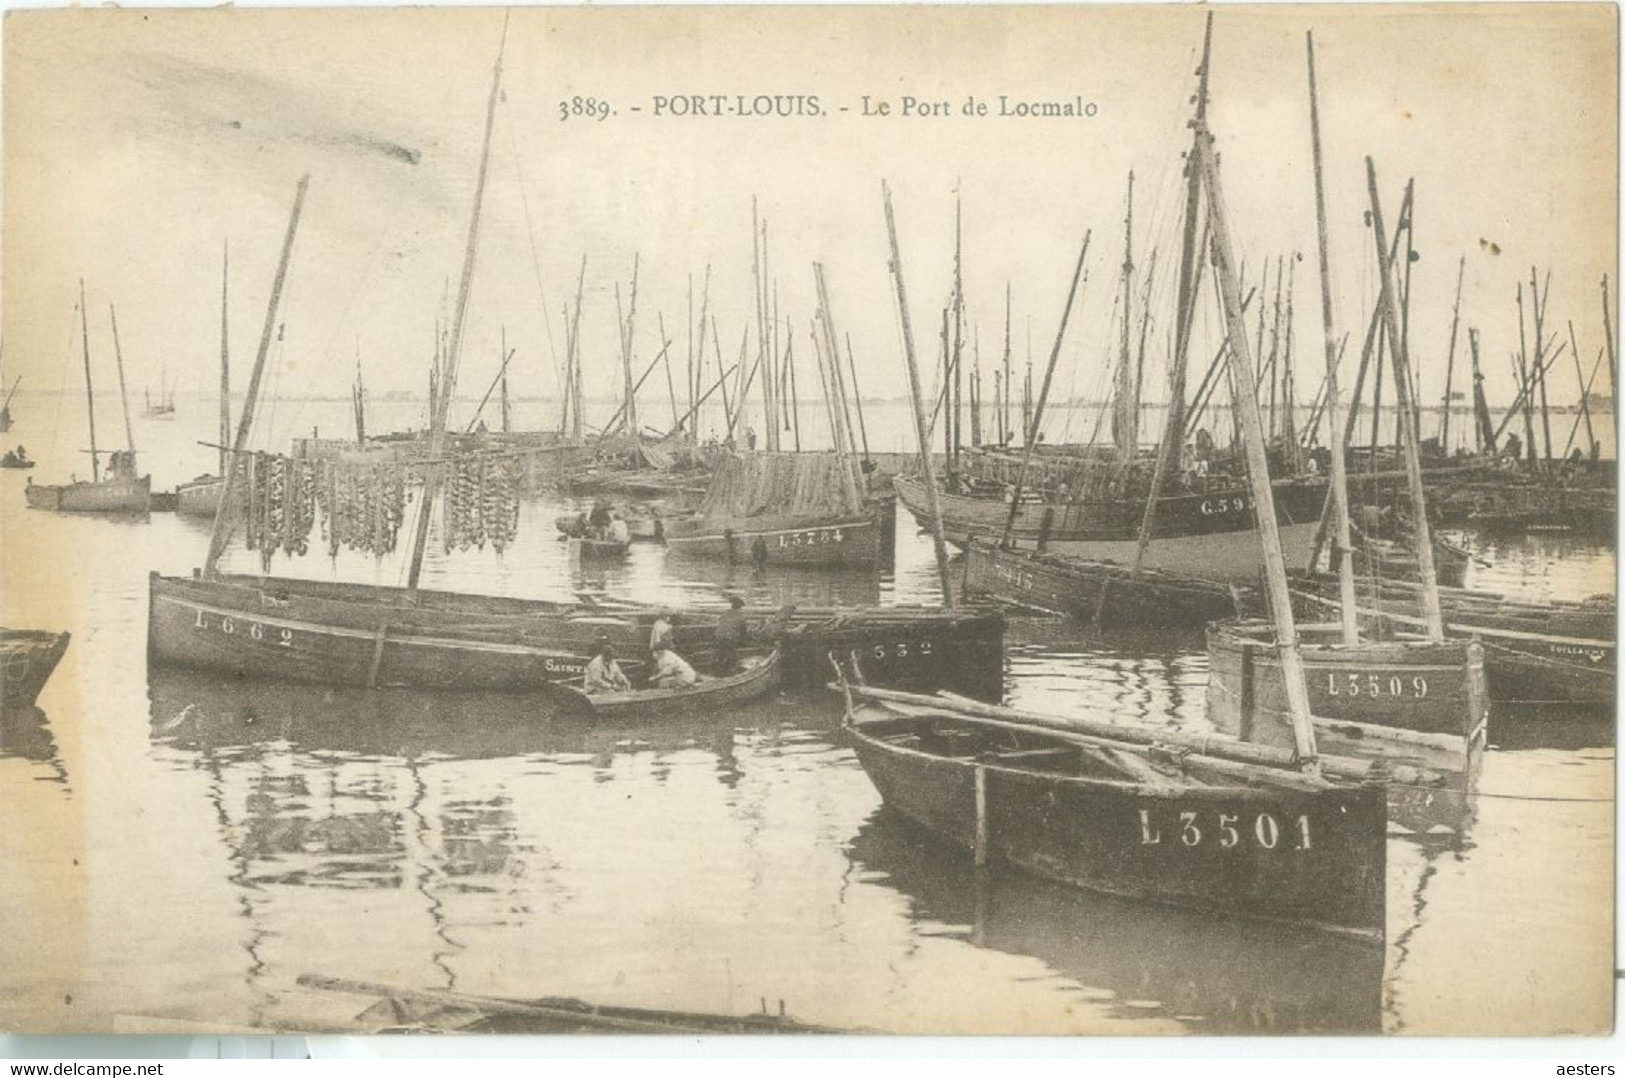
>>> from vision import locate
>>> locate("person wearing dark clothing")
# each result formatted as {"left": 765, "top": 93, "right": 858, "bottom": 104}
{"left": 715, "top": 594, "right": 750, "bottom": 672}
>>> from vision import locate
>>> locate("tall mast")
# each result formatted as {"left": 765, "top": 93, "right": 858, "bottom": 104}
{"left": 813, "top": 262, "right": 862, "bottom": 509}
{"left": 951, "top": 193, "right": 965, "bottom": 474}
{"left": 1470, "top": 328, "right": 1495, "bottom": 452}
{"left": 1196, "top": 64, "right": 1320, "bottom": 767}
{"left": 1001, "top": 282, "right": 1012, "bottom": 445}
{"left": 1130, "top": 15, "right": 1212, "bottom": 573}
{"left": 1306, "top": 30, "right": 1358, "bottom": 645}
{"left": 1602, "top": 275, "right": 1617, "bottom": 406}
{"left": 499, "top": 325, "right": 511, "bottom": 433}
{"left": 1439, "top": 254, "right": 1465, "bottom": 451}
{"left": 405, "top": 19, "right": 506, "bottom": 596}
{"left": 884, "top": 181, "right": 954, "bottom": 605}
{"left": 204, "top": 175, "right": 310, "bottom": 577}
{"left": 78, "top": 279, "right": 99, "bottom": 483}
{"left": 1365, "top": 162, "right": 1445, "bottom": 641}
{"left": 1114, "top": 171, "right": 1136, "bottom": 460}
{"left": 219, "top": 242, "right": 231, "bottom": 476}
{"left": 108, "top": 305, "right": 137, "bottom": 455}
{"left": 1531, "top": 268, "right": 1554, "bottom": 465}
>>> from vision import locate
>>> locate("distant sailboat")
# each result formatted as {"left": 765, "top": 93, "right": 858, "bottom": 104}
{"left": 141, "top": 366, "right": 176, "bottom": 419}
{"left": 176, "top": 243, "right": 232, "bottom": 518}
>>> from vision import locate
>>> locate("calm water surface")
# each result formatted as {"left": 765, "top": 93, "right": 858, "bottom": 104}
{"left": 0, "top": 396, "right": 1614, "bottom": 1036}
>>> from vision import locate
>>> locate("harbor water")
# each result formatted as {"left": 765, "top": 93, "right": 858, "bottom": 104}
{"left": 0, "top": 395, "right": 1614, "bottom": 1035}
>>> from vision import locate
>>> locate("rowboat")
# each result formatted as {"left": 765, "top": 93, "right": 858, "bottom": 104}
{"left": 1293, "top": 576, "right": 1615, "bottom": 707}
{"left": 0, "top": 450, "right": 32, "bottom": 470}
{"left": 963, "top": 539, "right": 1249, "bottom": 626}
{"left": 565, "top": 648, "right": 780, "bottom": 721}
{"left": 570, "top": 535, "right": 630, "bottom": 561}
{"left": 893, "top": 474, "right": 1325, "bottom": 582}
{"left": 840, "top": 683, "right": 1388, "bottom": 942}
{"left": 663, "top": 509, "right": 883, "bottom": 567}
{"left": 299, "top": 974, "right": 843, "bottom": 1035}
{"left": 1, "top": 629, "right": 71, "bottom": 709}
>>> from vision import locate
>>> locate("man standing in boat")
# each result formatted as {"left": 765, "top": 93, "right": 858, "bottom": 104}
{"left": 650, "top": 609, "right": 675, "bottom": 655}
{"left": 715, "top": 594, "right": 749, "bottom": 672}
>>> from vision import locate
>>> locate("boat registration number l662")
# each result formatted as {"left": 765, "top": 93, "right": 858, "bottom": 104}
{"left": 1139, "top": 808, "right": 1314, "bottom": 851}
{"left": 194, "top": 607, "right": 294, "bottom": 647}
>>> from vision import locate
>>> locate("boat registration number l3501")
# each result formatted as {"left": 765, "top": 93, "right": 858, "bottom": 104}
{"left": 1139, "top": 807, "right": 1315, "bottom": 851}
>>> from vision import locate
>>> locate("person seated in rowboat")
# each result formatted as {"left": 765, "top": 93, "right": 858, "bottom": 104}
{"left": 649, "top": 609, "right": 675, "bottom": 654}
{"left": 607, "top": 512, "right": 631, "bottom": 545}
{"left": 583, "top": 640, "right": 633, "bottom": 694}
{"left": 715, "top": 594, "right": 749, "bottom": 671}
{"left": 588, "top": 499, "right": 613, "bottom": 538}
{"left": 651, "top": 643, "right": 703, "bottom": 689}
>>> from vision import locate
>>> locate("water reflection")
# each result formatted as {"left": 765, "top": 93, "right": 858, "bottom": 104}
{"left": 846, "top": 810, "right": 1385, "bottom": 1034}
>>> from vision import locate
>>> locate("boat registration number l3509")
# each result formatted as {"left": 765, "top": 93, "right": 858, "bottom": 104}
{"left": 777, "top": 527, "right": 846, "bottom": 548}
{"left": 194, "top": 606, "right": 294, "bottom": 647}
{"left": 1139, "top": 807, "right": 1315, "bottom": 851}
{"left": 1324, "top": 671, "right": 1430, "bottom": 698}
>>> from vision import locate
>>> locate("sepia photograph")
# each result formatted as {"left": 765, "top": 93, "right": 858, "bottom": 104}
{"left": 0, "top": 2, "right": 1615, "bottom": 1042}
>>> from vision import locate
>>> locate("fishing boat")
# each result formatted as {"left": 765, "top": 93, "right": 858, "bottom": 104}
{"left": 962, "top": 538, "right": 1249, "bottom": 625}
{"left": 1, "top": 629, "right": 71, "bottom": 709}
{"left": 1294, "top": 576, "right": 1615, "bottom": 707}
{"left": 570, "top": 535, "right": 631, "bottom": 561}
{"left": 174, "top": 474, "right": 225, "bottom": 517}
{"left": 0, "top": 448, "right": 34, "bottom": 470}
{"left": 298, "top": 974, "right": 841, "bottom": 1035}
{"left": 894, "top": 473, "right": 1326, "bottom": 582}
{"left": 140, "top": 386, "right": 175, "bottom": 419}
{"left": 564, "top": 648, "right": 779, "bottom": 721}
{"left": 26, "top": 283, "right": 152, "bottom": 514}
{"left": 840, "top": 683, "right": 1388, "bottom": 942}
{"left": 0, "top": 370, "right": 20, "bottom": 434}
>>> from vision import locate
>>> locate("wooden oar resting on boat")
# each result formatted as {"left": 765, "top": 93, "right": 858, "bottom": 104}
{"left": 1, "top": 629, "right": 71, "bottom": 709}
{"left": 1292, "top": 575, "right": 1615, "bottom": 707}
{"left": 560, "top": 648, "right": 780, "bottom": 721}
{"left": 837, "top": 681, "right": 1390, "bottom": 943}
{"left": 963, "top": 538, "right": 1249, "bottom": 626}
{"left": 298, "top": 973, "right": 842, "bottom": 1035}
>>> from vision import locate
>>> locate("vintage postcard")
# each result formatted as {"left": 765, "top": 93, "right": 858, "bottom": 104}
{"left": 0, "top": 3, "right": 1614, "bottom": 1038}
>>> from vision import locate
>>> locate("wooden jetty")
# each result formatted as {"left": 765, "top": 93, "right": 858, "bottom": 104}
{"left": 841, "top": 684, "right": 1388, "bottom": 943}
{"left": 1, "top": 629, "right": 70, "bottom": 709}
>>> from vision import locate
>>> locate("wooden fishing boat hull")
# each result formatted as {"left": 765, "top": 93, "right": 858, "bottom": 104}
{"left": 24, "top": 474, "right": 150, "bottom": 513}
{"left": 963, "top": 540, "right": 1247, "bottom": 625}
{"left": 847, "top": 704, "right": 1387, "bottom": 941}
{"left": 1291, "top": 578, "right": 1615, "bottom": 707}
{"left": 571, "top": 537, "right": 630, "bottom": 560}
{"left": 664, "top": 512, "right": 882, "bottom": 567}
{"left": 575, "top": 649, "right": 779, "bottom": 721}
{"left": 1, "top": 629, "right": 71, "bottom": 709}
{"left": 0, "top": 459, "right": 34, "bottom": 470}
{"left": 893, "top": 475, "right": 1323, "bottom": 582}
{"left": 148, "top": 573, "right": 641, "bottom": 691}
{"left": 150, "top": 572, "right": 996, "bottom": 696}
{"left": 174, "top": 476, "right": 225, "bottom": 518}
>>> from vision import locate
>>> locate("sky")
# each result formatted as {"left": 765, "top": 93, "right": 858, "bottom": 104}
{"left": 2, "top": 4, "right": 1616, "bottom": 441}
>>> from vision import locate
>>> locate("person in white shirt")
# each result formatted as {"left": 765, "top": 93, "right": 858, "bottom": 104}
{"left": 607, "top": 513, "right": 631, "bottom": 545}
{"left": 582, "top": 641, "right": 632, "bottom": 694}
{"left": 651, "top": 644, "right": 701, "bottom": 689}
{"left": 649, "top": 611, "right": 675, "bottom": 654}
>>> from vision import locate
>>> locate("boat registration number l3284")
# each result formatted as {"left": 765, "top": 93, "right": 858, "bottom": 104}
{"left": 1139, "top": 807, "right": 1315, "bottom": 850}
{"left": 777, "top": 527, "right": 847, "bottom": 548}
{"left": 194, "top": 606, "right": 294, "bottom": 647}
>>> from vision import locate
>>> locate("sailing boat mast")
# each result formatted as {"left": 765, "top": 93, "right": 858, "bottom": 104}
{"left": 1114, "top": 171, "right": 1136, "bottom": 460}
{"left": 1305, "top": 30, "right": 1358, "bottom": 646}
{"left": 1195, "top": 19, "right": 1320, "bottom": 767}
{"left": 78, "top": 279, "right": 100, "bottom": 483}
{"left": 204, "top": 175, "right": 311, "bottom": 577}
{"left": 404, "top": 19, "right": 507, "bottom": 597}
{"left": 109, "top": 305, "right": 137, "bottom": 459}
{"left": 220, "top": 242, "right": 231, "bottom": 477}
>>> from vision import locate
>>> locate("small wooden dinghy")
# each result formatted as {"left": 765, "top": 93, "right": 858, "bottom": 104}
{"left": 1, "top": 629, "right": 70, "bottom": 709}
{"left": 298, "top": 973, "right": 843, "bottom": 1034}
{"left": 838, "top": 682, "right": 1389, "bottom": 943}
{"left": 963, "top": 539, "right": 1249, "bottom": 626}
{"left": 568, "top": 648, "right": 780, "bottom": 721}
{"left": 569, "top": 535, "right": 630, "bottom": 561}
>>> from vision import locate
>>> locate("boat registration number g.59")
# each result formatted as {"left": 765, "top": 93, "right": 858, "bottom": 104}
{"left": 1324, "top": 671, "right": 1429, "bottom": 698}
{"left": 194, "top": 606, "right": 294, "bottom": 647}
{"left": 777, "top": 527, "right": 846, "bottom": 548}
{"left": 1199, "top": 495, "right": 1251, "bottom": 516}
{"left": 1139, "top": 807, "right": 1314, "bottom": 850}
